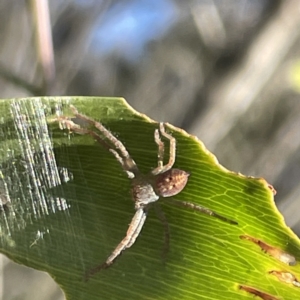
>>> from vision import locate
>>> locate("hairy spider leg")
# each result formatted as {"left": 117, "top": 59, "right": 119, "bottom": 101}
{"left": 58, "top": 117, "right": 112, "bottom": 152}
{"left": 165, "top": 198, "right": 238, "bottom": 225}
{"left": 108, "top": 149, "right": 135, "bottom": 179}
{"left": 85, "top": 207, "right": 148, "bottom": 280}
{"left": 152, "top": 123, "right": 176, "bottom": 175}
{"left": 125, "top": 208, "right": 148, "bottom": 249}
{"left": 70, "top": 105, "right": 139, "bottom": 177}
{"left": 154, "top": 127, "right": 165, "bottom": 169}
{"left": 57, "top": 116, "right": 136, "bottom": 179}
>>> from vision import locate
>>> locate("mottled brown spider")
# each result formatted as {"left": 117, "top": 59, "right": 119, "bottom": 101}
{"left": 56, "top": 105, "right": 237, "bottom": 279}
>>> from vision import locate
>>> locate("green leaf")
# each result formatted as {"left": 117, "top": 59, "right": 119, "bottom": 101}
{"left": 0, "top": 97, "right": 299, "bottom": 300}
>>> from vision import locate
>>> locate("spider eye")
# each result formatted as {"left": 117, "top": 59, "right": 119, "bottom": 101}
{"left": 155, "top": 169, "right": 190, "bottom": 197}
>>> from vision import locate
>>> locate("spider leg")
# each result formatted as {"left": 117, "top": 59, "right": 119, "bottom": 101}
{"left": 152, "top": 123, "right": 176, "bottom": 175}
{"left": 70, "top": 105, "right": 134, "bottom": 164}
{"left": 57, "top": 117, "right": 112, "bottom": 151}
{"left": 154, "top": 128, "right": 164, "bottom": 169}
{"left": 84, "top": 207, "right": 147, "bottom": 280}
{"left": 165, "top": 198, "right": 238, "bottom": 225}
{"left": 60, "top": 106, "right": 139, "bottom": 177}
{"left": 126, "top": 207, "right": 148, "bottom": 249}
{"left": 154, "top": 203, "right": 170, "bottom": 262}
{"left": 58, "top": 116, "right": 135, "bottom": 178}
{"left": 109, "top": 149, "right": 135, "bottom": 179}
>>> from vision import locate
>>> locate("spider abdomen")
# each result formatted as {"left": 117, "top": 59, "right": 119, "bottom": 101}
{"left": 155, "top": 168, "right": 190, "bottom": 198}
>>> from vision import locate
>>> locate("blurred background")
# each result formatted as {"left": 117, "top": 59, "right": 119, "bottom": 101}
{"left": 1, "top": 0, "right": 300, "bottom": 299}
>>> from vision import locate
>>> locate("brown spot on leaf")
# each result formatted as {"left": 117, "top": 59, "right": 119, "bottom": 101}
{"left": 240, "top": 234, "right": 296, "bottom": 266}
{"left": 269, "top": 270, "right": 300, "bottom": 287}
{"left": 239, "top": 285, "right": 279, "bottom": 300}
